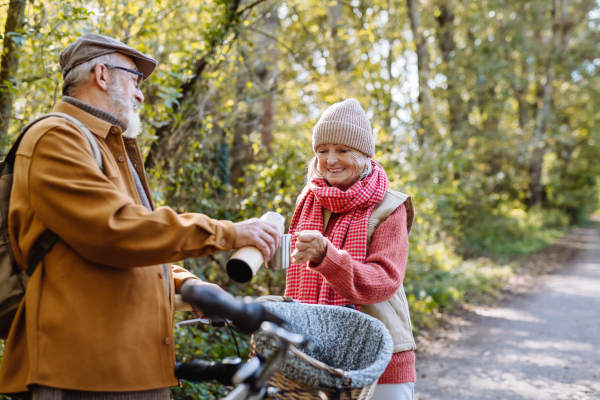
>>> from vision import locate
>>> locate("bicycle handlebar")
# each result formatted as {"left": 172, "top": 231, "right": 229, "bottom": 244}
{"left": 174, "top": 358, "right": 242, "bottom": 386}
{"left": 180, "top": 283, "right": 286, "bottom": 334}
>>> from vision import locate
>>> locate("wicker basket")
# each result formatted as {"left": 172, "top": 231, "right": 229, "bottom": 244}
{"left": 250, "top": 341, "right": 377, "bottom": 400}
{"left": 250, "top": 301, "right": 393, "bottom": 400}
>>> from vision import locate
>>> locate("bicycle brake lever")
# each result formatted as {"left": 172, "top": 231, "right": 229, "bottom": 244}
{"left": 176, "top": 318, "right": 208, "bottom": 328}
{"left": 176, "top": 316, "right": 230, "bottom": 328}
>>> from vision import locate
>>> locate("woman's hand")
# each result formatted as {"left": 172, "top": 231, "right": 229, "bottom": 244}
{"left": 291, "top": 230, "right": 328, "bottom": 265}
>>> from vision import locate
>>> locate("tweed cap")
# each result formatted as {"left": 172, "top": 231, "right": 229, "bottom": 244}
{"left": 312, "top": 98, "right": 374, "bottom": 158}
{"left": 60, "top": 33, "right": 157, "bottom": 81}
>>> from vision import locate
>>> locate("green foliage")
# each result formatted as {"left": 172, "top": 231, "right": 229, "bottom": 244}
{"left": 171, "top": 314, "right": 250, "bottom": 399}
{"left": 1, "top": 0, "right": 599, "bottom": 399}
{"left": 459, "top": 206, "right": 569, "bottom": 258}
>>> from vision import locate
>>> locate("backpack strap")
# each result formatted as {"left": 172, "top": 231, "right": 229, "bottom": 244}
{"left": 40, "top": 112, "right": 103, "bottom": 171}
{"left": 5, "top": 113, "right": 103, "bottom": 171}
{"left": 7, "top": 112, "right": 104, "bottom": 277}
{"left": 26, "top": 234, "right": 59, "bottom": 276}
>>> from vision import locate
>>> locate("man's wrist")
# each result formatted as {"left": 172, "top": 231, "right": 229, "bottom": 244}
{"left": 179, "top": 278, "right": 200, "bottom": 294}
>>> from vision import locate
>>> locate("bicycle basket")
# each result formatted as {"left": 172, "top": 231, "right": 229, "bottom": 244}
{"left": 252, "top": 302, "right": 393, "bottom": 400}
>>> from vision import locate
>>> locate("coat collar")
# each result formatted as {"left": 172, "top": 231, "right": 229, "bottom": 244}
{"left": 51, "top": 100, "right": 124, "bottom": 140}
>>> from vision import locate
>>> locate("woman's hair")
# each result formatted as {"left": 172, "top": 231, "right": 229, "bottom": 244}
{"left": 305, "top": 152, "right": 372, "bottom": 184}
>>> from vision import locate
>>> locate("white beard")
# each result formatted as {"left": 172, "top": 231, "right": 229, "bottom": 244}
{"left": 122, "top": 107, "right": 141, "bottom": 139}
{"left": 107, "top": 83, "right": 141, "bottom": 138}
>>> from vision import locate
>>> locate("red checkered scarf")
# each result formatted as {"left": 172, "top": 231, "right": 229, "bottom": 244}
{"left": 284, "top": 160, "right": 389, "bottom": 305}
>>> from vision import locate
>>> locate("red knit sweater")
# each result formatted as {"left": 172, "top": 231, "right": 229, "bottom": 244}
{"left": 307, "top": 204, "right": 416, "bottom": 384}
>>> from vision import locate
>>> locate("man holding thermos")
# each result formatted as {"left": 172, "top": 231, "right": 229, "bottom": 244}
{"left": 0, "top": 34, "right": 279, "bottom": 400}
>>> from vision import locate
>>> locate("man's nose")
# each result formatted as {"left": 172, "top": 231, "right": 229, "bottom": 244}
{"left": 135, "top": 89, "right": 144, "bottom": 103}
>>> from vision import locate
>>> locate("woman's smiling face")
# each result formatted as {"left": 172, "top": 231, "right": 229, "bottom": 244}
{"left": 315, "top": 143, "right": 369, "bottom": 191}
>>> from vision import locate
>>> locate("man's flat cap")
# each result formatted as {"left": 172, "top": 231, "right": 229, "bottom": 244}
{"left": 60, "top": 33, "right": 157, "bottom": 81}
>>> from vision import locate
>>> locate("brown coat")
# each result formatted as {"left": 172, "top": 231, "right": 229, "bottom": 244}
{"left": 0, "top": 101, "right": 235, "bottom": 394}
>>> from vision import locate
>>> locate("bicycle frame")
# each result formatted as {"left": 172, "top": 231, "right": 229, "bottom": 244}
{"left": 175, "top": 284, "right": 306, "bottom": 400}
{"left": 175, "top": 319, "right": 305, "bottom": 400}
{"left": 223, "top": 322, "right": 305, "bottom": 400}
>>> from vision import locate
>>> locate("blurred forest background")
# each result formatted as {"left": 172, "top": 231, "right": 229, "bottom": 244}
{"left": 1, "top": 0, "right": 599, "bottom": 398}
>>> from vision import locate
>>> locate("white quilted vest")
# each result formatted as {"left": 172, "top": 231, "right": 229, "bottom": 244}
{"left": 322, "top": 189, "right": 417, "bottom": 353}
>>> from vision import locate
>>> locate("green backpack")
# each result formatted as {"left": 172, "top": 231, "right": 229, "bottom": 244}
{"left": 0, "top": 112, "right": 103, "bottom": 339}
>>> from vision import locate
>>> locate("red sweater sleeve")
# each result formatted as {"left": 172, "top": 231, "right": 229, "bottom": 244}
{"left": 308, "top": 204, "right": 409, "bottom": 305}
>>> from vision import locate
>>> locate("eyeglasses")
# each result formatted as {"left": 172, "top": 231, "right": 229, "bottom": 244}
{"left": 91, "top": 64, "right": 144, "bottom": 89}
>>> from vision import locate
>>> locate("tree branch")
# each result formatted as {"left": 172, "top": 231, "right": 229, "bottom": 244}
{"left": 0, "top": 1, "right": 21, "bottom": 9}
{"left": 237, "top": 0, "right": 269, "bottom": 15}
{"left": 123, "top": 4, "right": 184, "bottom": 42}
{"left": 144, "top": 0, "right": 243, "bottom": 170}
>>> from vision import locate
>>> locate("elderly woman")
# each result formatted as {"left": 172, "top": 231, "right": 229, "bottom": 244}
{"left": 285, "top": 99, "right": 416, "bottom": 400}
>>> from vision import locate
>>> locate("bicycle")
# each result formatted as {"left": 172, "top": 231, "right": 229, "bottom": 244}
{"left": 173, "top": 283, "right": 309, "bottom": 400}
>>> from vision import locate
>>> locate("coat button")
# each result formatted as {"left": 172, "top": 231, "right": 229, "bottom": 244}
{"left": 220, "top": 239, "right": 226, "bottom": 246}
{"left": 159, "top": 271, "right": 164, "bottom": 279}
{"left": 164, "top": 337, "right": 171, "bottom": 345}
{"left": 118, "top": 156, "right": 125, "bottom": 163}
{"left": 110, "top": 127, "right": 119, "bottom": 134}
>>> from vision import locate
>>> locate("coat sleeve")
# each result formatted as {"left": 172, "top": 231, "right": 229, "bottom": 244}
{"left": 26, "top": 125, "right": 235, "bottom": 268}
{"left": 171, "top": 265, "right": 200, "bottom": 293}
{"left": 308, "top": 204, "right": 409, "bottom": 305}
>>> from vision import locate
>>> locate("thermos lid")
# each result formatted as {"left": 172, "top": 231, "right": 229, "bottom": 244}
{"left": 263, "top": 211, "right": 285, "bottom": 226}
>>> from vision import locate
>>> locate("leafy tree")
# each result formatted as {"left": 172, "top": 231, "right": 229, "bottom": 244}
{"left": 1, "top": 0, "right": 599, "bottom": 398}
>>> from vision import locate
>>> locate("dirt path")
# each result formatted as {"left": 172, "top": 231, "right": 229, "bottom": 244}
{"left": 414, "top": 224, "right": 600, "bottom": 400}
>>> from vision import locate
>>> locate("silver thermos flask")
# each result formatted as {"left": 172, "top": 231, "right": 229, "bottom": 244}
{"left": 226, "top": 212, "right": 289, "bottom": 283}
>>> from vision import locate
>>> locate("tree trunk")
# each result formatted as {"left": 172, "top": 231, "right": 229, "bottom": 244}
{"left": 0, "top": 0, "right": 27, "bottom": 146}
{"left": 256, "top": 11, "right": 279, "bottom": 153}
{"left": 529, "top": 0, "right": 566, "bottom": 206}
{"left": 329, "top": 0, "right": 351, "bottom": 72}
{"left": 518, "top": 2, "right": 533, "bottom": 131}
{"left": 383, "top": 42, "right": 394, "bottom": 130}
{"left": 259, "top": 90, "right": 275, "bottom": 152}
{"left": 145, "top": 0, "right": 242, "bottom": 170}
{"left": 230, "top": 113, "right": 256, "bottom": 188}
{"left": 434, "top": 1, "right": 466, "bottom": 137}
{"left": 502, "top": 0, "right": 531, "bottom": 132}
{"left": 382, "top": 0, "right": 400, "bottom": 130}
{"left": 406, "top": 0, "right": 434, "bottom": 145}
{"left": 230, "top": 9, "right": 279, "bottom": 187}
{"left": 529, "top": 68, "right": 554, "bottom": 206}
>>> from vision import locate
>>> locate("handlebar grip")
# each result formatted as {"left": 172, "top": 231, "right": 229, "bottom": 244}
{"left": 180, "top": 284, "right": 285, "bottom": 334}
{"left": 175, "top": 360, "right": 242, "bottom": 386}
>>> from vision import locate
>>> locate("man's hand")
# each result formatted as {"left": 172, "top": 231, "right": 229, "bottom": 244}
{"left": 180, "top": 280, "right": 233, "bottom": 318}
{"left": 233, "top": 218, "right": 280, "bottom": 261}
{"left": 291, "top": 230, "right": 328, "bottom": 266}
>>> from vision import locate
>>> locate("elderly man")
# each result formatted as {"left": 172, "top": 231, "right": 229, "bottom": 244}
{"left": 0, "top": 34, "right": 279, "bottom": 399}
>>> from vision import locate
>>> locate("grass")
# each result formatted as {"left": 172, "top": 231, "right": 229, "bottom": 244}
{"left": 459, "top": 206, "right": 570, "bottom": 259}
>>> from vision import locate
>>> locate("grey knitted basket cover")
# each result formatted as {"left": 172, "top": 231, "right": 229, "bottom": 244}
{"left": 253, "top": 302, "right": 393, "bottom": 390}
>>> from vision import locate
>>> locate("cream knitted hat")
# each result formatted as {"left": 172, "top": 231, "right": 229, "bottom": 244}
{"left": 312, "top": 99, "right": 374, "bottom": 158}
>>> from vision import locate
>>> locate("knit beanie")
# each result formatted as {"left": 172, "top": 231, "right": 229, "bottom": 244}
{"left": 312, "top": 98, "right": 374, "bottom": 158}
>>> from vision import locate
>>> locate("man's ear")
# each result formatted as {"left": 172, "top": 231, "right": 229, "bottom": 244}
{"left": 93, "top": 65, "right": 109, "bottom": 91}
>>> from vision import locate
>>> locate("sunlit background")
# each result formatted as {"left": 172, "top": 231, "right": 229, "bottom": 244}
{"left": 1, "top": 0, "right": 599, "bottom": 397}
